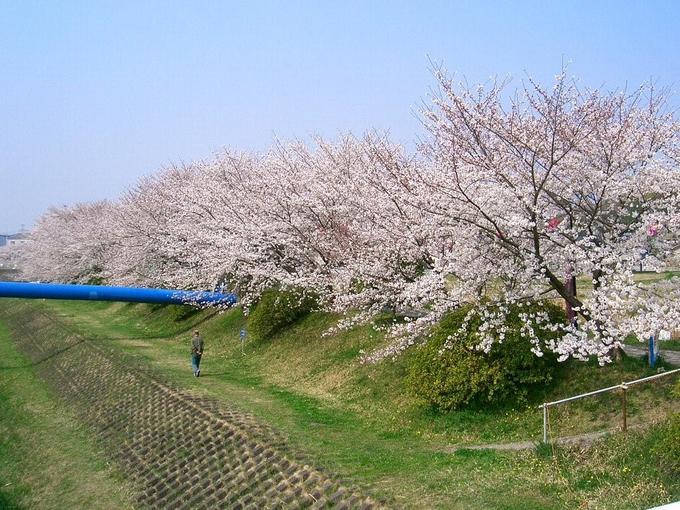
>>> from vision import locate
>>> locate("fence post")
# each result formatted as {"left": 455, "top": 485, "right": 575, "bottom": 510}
{"left": 621, "top": 384, "right": 628, "bottom": 432}
{"left": 537, "top": 369, "right": 679, "bottom": 443}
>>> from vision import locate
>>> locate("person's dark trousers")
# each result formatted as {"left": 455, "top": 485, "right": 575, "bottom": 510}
{"left": 191, "top": 354, "right": 202, "bottom": 376}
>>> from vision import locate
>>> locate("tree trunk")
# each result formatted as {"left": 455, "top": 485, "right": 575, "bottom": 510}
{"left": 564, "top": 271, "right": 577, "bottom": 328}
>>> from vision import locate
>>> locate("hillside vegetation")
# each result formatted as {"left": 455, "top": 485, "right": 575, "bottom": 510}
{"left": 0, "top": 297, "right": 672, "bottom": 509}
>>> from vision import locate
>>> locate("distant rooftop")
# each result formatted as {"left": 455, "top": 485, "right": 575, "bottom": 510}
{"left": 6, "top": 232, "right": 29, "bottom": 240}
{"left": 0, "top": 232, "right": 29, "bottom": 247}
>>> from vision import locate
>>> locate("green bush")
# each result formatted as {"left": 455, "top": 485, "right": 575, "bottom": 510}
{"left": 85, "top": 275, "right": 106, "bottom": 285}
{"left": 144, "top": 303, "right": 199, "bottom": 322}
{"left": 406, "top": 301, "right": 564, "bottom": 410}
{"left": 166, "top": 304, "right": 200, "bottom": 322}
{"left": 248, "top": 288, "right": 317, "bottom": 340}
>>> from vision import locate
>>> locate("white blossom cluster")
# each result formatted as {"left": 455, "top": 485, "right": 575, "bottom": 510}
{"left": 21, "top": 72, "right": 680, "bottom": 363}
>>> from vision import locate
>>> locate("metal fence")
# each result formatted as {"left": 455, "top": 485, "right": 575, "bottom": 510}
{"left": 539, "top": 368, "right": 680, "bottom": 443}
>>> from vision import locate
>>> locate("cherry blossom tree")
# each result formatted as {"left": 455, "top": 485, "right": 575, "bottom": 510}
{"left": 23, "top": 201, "right": 119, "bottom": 283}
{"left": 20, "top": 69, "right": 679, "bottom": 365}
{"left": 109, "top": 163, "right": 222, "bottom": 288}
{"left": 406, "top": 70, "right": 680, "bottom": 363}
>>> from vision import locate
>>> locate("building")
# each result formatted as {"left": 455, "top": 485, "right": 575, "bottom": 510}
{"left": 0, "top": 233, "right": 31, "bottom": 272}
{"left": 5, "top": 232, "right": 30, "bottom": 248}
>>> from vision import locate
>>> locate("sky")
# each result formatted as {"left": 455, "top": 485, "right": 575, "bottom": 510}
{"left": 1, "top": 0, "right": 679, "bottom": 233}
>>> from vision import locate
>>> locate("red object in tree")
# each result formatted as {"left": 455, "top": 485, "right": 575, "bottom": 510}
{"left": 546, "top": 216, "right": 561, "bottom": 232}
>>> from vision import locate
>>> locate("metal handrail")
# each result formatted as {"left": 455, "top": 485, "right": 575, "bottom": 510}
{"left": 624, "top": 369, "right": 680, "bottom": 387}
{"left": 539, "top": 367, "right": 680, "bottom": 443}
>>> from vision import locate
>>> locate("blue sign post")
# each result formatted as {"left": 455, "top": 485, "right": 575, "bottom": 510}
{"left": 649, "top": 334, "right": 657, "bottom": 367}
{"left": 240, "top": 328, "right": 247, "bottom": 355}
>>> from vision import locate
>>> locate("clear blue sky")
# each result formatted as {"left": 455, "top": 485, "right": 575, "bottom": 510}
{"left": 1, "top": 0, "right": 679, "bottom": 233}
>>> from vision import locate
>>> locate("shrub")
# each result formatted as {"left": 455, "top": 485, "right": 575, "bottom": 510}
{"left": 145, "top": 303, "right": 199, "bottom": 322}
{"left": 167, "top": 304, "right": 200, "bottom": 322}
{"left": 406, "top": 301, "right": 564, "bottom": 410}
{"left": 85, "top": 275, "right": 106, "bottom": 285}
{"left": 248, "top": 288, "right": 317, "bottom": 340}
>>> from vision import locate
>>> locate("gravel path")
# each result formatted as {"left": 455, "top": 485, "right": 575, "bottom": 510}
{"left": 446, "top": 430, "right": 612, "bottom": 452}
{"left": 0, "top": 306, "right": 387, "bottom": 509}
{"left": 621, "top": 344, "right": 680, "bottom": 366}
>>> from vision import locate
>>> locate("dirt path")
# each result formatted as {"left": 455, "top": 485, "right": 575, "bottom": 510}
{"left": 446, "top": 430, "right": 627, "bottom": 452}
{"left": 0, "top": 306, "right": 387, "bottom": 509}
{"left": 622, "top": 344, "right": 680, "bottom": 366}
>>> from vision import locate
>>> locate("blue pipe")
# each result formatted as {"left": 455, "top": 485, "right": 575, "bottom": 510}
{"left": 0, "top": 281, "right": 237, "bottom": 306}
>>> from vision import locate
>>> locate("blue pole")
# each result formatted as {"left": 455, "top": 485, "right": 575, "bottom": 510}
{"left": 649, "top": 335, "right": 656, "bottom": 367}
{"left": 0, "top": 281, "right": 237, "bottom": 307}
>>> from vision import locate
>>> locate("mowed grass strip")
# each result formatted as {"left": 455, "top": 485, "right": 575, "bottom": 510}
{"left": 23, "top": 299, "right": 679, "bottom": 509}
{"left": 0, "top": 319, "right": 136, "bottom": 510}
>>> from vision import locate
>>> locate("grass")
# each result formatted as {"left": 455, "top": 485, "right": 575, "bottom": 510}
{"left": 0, "top": 318, "right": 136, "bottom": 509}
{"left": 624, "top": 334, "right": 680, "bottom": 352}
{"left": 43, "top": 300, "right": 215, "bottom": 339}
{"left": 2, "top": 298, "right": 679, "bottom": 509}
{"left": 660, "top": 339, "right": 680, "bottom": 351}
{"left": 632, "top": 270, "right": 680, "bottom": 283}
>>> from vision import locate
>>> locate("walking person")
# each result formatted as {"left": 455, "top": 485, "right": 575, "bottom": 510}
{"left": 190, "top": 330, "right": 204, "bottom": 377}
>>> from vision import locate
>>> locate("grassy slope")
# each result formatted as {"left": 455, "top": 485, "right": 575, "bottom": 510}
{"left": 10, "top": 299, "right": 680, "bottom": 509}
{"left": 0, "top": 319, "right": 136, "bottom": 510}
